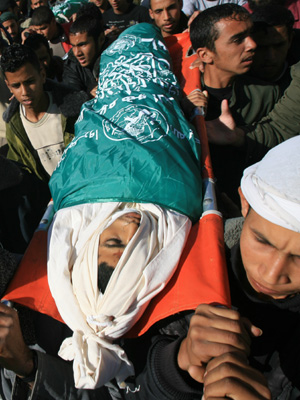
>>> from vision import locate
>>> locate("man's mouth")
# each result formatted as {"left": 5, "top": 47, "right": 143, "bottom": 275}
{"left": 163, "top": 22, "right": 174, "bottom": 29}
{"left": 247, "top": 275, "right": 289, "bottom": 299}
{"left": 22, "top": 98, "right": 33, "bottom": 105}
{"left": 242, "top": 56, "right": 254, "bottom": 64}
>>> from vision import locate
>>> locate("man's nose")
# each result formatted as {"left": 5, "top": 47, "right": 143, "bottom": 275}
{"left": 162, "top": 9, "right": 171, "bottom": 19}
{"left": 73, "top": 46, "right": 81, "bottom": 57}
{"left": 245, "top": 36, "right": 257, "bottom": 51}
{"left": 21, "top": 84, "right": 29, "bottom": 96}
{"left": 260, "top": 254, "right": 289, "bottom": 285}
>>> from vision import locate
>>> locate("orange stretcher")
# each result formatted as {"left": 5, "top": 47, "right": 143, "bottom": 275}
{"left": 3, "top": 32, "right": 231, "bottom": 334}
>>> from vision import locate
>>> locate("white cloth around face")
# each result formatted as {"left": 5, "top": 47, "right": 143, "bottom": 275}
{"left": 47, "top": 202, "right": 191, "bottom": 389}
{"left": 241, "top": 136, "right": 300, "bottom": 233}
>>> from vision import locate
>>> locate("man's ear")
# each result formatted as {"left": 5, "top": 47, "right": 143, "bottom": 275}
{"left": 40, "top": 66, "right": 46, "bottom": 83}
{"left": 97, "top": 32, "right": 105, "bottom": 50}
{"left": 4, "top": 79, "right": 12, "bottom": 93}
{"left": 196, "top": 47, "right": 213, "bottom": 64}
{"left": 149, "top": 8, "right": 154, "bottom": 19}
{"left": 238, "top": 187, "right": 250, "bottom": 218}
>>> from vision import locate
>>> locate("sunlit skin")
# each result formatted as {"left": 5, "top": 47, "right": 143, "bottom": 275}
{"left": 108, "top": 0, "right": 129, "bottom": 15}
{"left": 251, "top": 25, "right": 292, "bottom": 82}
{"left": 70, "top": 31, "right": 104, "bottom": 68}
{"left": 4, "top": 62, "right": 48, "bottom": 123}
{"left": 32, "top": 18, "right": 57, "bottom": 40}
{"left": 149, "top": 0, "right": 182, "bottom": 37}
{"left": 98, "top": 212, "right": 141, "bottom": 268}
{"left": 31, "top": 0, "right": 48, "bottom": 9}
{"left": 197, "top": 17, "right": 257, "bottom": 88}
{"left": 2, "top": 18, "right": 19, "bottom": 40}
{"left": 239, "top": 189, "right": 300, "bottom": 300}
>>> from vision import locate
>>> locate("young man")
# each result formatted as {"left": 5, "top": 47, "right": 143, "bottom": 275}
{"left": 250, "top": 5, "right": 295, "bottom": 93}
{"left": 63, "top": 14, "right": 106, "bottom": 97}
{"left": 149, "top": 0, "right": 188, "bottom": 37}
{"left": 30, "top": 6, "right": 71, "bottom": 57}
{"left": 102, "top": 0, "right": 151, "bottom": 40}
{"left": 1, "top": 44, "right": 88, "bottom": 182}
{"left": 131, "top": 136, "right": 300, "bottom": 399}
{"left": 189, "top": 4, "right": 280, "bottom": 206}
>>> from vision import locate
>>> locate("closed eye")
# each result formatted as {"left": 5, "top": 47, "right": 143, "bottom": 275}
{"left": 104, "top": 238, "right": 126, "bottom": 248}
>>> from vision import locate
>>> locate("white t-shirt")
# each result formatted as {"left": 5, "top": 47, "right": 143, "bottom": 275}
{"left": 182, "top": 0, "right": 247, "bottom": 16}
{"left": 20, "top": 92, "right": 64, "bottom": 176}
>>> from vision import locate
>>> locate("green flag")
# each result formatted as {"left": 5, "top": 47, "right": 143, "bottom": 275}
{"left": 50, "top": 24, "right": 202, "bottom": 222}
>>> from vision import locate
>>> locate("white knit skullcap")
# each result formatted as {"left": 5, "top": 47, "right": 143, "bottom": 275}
{"left": 241, "top": 136, "right": 300, "bottom": 233}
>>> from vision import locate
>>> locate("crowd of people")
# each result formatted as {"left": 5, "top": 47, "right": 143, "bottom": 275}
{"left": 0, "top": 0, "right": 300, "bottom": 398}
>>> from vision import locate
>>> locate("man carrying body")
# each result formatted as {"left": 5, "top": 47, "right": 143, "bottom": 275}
{"left": 63, "top": 14, "right": 106, "bottom": 97}
{"left": 1, "top": 44, "right": 88, "bottom": 182}
{"left": 189, "top": 4, "right": 280, "bottom": 206}
{"left": 131, "top": 136, "right": 300, "bottom": 399}
{"left": 149, "top": 0, "right": 188, "bottom": 37}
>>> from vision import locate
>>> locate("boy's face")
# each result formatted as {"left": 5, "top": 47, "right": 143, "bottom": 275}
{"left": 98, "top": 212, "right": 141, "bottom": 269}
{"left": 240, "top": 193, "right": 300, "bottom": 300}
{"left": 33, "top": 18, "right": 56, "bottom": 40}
{"left": 5, "top": 62, "right": 46, "bottom": 113}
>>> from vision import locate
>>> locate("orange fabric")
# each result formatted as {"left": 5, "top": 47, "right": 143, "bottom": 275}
{"left": 3, "top": 31, "right": 231, "bottom": 335}
{"left": 127, "top": 213, "right": 230, "bottom": 337}
{"left": 4, "top": 230, "right": 64, "bottom": 323}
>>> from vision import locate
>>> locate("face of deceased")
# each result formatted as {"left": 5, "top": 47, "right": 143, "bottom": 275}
{"left": 98, "top": 212, "right": 141, "bottom": 269}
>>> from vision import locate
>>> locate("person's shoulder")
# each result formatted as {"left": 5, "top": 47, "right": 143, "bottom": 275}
{"left": 63, "top": 49, "right": 80, "bottom": 67}
{"left": 3, "top": 97, "right": 20, "bottom": 124}
{"left": 291, "top": 61, "right": 300, "bottom": 78}
{"left": 235, "top": 74, "right": 280, "bottom": 92}
{"left": 102, "top": 7, "right": 114, "bottom": 18}
{"left": 45, "top": 79, "right": 89, "bottom": 117}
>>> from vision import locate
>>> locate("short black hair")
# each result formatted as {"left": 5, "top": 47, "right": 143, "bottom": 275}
{"left": 247, "top": 0, "right": 285, "bottom": 12}
{"left": 251, "top": 5, "right": 294, "bottom": 37}
{"left": 70, "top": 14, "right": 104, "bottom": 42}
{"left": 31, "top": 5, "right": 54, "bottom": 25}
{"left": 24, "top": 32, "right": 51, "bottom": 52}
{"left": 190, "top": 4, "right": 250, "bottom": 51}
{"left": 76, "top": 2, "right": 103, "bottom": 21}
{"left": 0, "top": 43, "right": 41, "bottom": 75}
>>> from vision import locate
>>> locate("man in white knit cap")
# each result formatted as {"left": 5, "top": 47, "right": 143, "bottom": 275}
{"left": 176, "top": 136, "right": 300, "bottom": 399}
